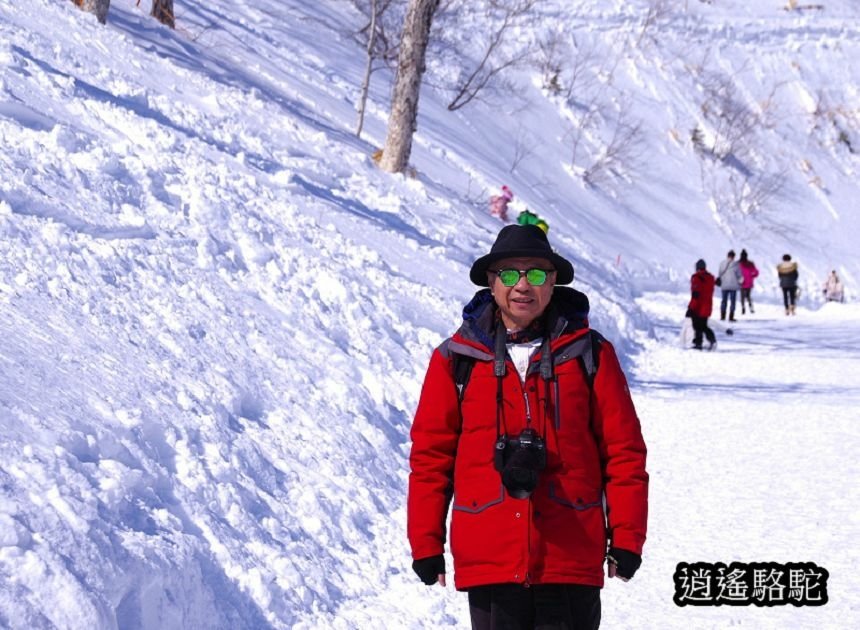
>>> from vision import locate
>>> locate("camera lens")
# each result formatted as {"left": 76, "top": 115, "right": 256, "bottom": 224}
{"left": 501, "top": 447, "right": 541, "bottom": 498}
{"left": 494, "top": 429, "right": 547, "bottom": 499}
{"left": 502, "top": 467, "right": 539, "bottom": 498}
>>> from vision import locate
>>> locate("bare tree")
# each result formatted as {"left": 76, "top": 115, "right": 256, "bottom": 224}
{"left": 379, "top": 0, "right": 442, "bottom": 173}
{"left": 635, "top": 0, "right": 672, "bottom": 49}
{"left": 151, "top": 0, "right": 175, "bottom": 29}
{"left": 536, "top": 31, "right": 606, "bottom": 102}
{"left": 565, "top": 99, "right": 602, "bottom": 169}
{"left": 71, "top": 0, "right": 110, "bottom": 24}
{"left": 350, "top": 0, "right": 403, "bottom": 63}
{"left": 442, "top": 0, "right": 536, "bottom": 111}
{"left": 811, "top": 90, "right": 859, "bottom": 154}
{"left": 422, "top": 0, "right": 536, "bottom": 112}
{"left": 733, "top": 170, "right": 787, "bottom": 217}
{"left": 534, "top": 30, "right": 566, "bottom": 94}
{"left": 698, "top": 71, "right": 782, "bottom": 161}
{"left": 356, "top": 0, "right": 380, "bottom": 138}
{"left": 704, "top": 165, "right": 789, "bottom": 237}
{"left": 509, "top": 125, "right": 538, "bottom": 174}
{"left": 351, "top": 0, "right": 404, "bottom": 137}
{"left": 581, "top": 103, "right": 646, "bottom": 187}
{"left": 698, "top": 70, "right": 761, "bottom": 160}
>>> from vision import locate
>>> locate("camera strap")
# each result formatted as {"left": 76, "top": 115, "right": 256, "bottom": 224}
{"left": 449, "top": 330, "right": 603, "bottom": 440}
{"left": 493, "top": 321, "right": 507, "bottom": 378}
{"left": 539, "top": 337, "right": 555, "bottom": 430}
{"left": 494, "top": 321, "right": 507, "bottom": 439}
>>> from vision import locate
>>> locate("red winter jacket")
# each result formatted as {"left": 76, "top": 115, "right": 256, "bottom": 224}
{"left": 408, "top": 288, "right": 648, "bottom": 590}
{"left": 688, "top": 270, "right": 715, "bottom": 318}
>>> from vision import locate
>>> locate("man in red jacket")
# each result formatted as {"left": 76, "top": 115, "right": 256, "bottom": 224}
{"left": 688, "top": 259, "right": 717, "bottom": 350}
{"left": 408, "top": 225, "right": 648, "bottom": 629}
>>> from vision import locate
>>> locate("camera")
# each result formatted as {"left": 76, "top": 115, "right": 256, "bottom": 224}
{"left": 494, "top": 427, "right": 547, "bottom": 499}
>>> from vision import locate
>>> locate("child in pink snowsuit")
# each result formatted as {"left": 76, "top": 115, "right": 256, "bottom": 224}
{"left": 489, "top": 185, "right": 513, "bottom": 221}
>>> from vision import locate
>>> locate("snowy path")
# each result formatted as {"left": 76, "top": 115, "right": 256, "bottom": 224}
{"left": 601, "top": 294, "right": 860, "bottom": 629}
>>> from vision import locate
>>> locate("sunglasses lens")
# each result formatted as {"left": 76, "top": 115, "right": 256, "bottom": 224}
{"left": 496, "top": 269, "right": 551, "bottom": 286}
{"left": 498, "top": 269, "right": 520, "bottom": 286}
{"left": 526, "top": 269, "right": 548, "bottom": 286}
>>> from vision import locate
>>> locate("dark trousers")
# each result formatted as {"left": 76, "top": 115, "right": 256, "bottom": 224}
{"left": 691, "top": 315, "right": 715, "bottom": 348}
{"left": 720, "top": 290, "right": 737, "bottom": 319}
{"left": 468, "top": 583, "right": 601, "bottom": 630}
{"left": 782, "top": 287, "right": 797, "bottom": 309}
{"left": 740, "top": 288, "right": 753, "bottom": 313}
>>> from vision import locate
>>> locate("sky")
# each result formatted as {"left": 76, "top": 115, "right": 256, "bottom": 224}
{"left": 0, "top": 0, "right": 858, "bottom": 628}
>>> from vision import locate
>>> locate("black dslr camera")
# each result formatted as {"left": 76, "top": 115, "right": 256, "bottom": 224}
{"left": 494, "top": 428, "right": 547, "bottom": 499}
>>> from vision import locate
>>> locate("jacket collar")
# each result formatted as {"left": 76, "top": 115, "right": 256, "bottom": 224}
{"left": 455, "top": 287, "right": 590, "bottom": 353}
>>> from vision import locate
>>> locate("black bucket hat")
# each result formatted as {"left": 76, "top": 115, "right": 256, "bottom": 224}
{"left": 469, "top": 225, "right": 574, "bottom": 286}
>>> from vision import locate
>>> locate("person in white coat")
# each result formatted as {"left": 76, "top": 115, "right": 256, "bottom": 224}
{"left": 717, "top": 250, "right": 743, "bottom": 321}
{"left": 823, "top": 270, "right": 844, "bottom": 302}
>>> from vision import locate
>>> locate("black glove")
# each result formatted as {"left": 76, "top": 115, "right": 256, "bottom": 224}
{"left": 607, "top": 547, "right": 642, "bottom": 580}
{"left": 685, "top": 307, "right": 693, "bottom": 318}
{"left": 412, "top": 555, "right": 445, "bottom": 585}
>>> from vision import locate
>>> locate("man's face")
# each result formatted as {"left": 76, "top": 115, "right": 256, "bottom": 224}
{"left": 487, "top": 257, "right": 556, "bottom": 331}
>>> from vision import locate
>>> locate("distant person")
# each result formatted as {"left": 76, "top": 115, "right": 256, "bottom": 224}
{"left": 489, "top": 185, "right": 513, "bottom": 222}
{"left": 517, "top": 208, "right": 550, "bottom": 234}
{"left": 737, "top": 249, "right": 759, "bottom": 315}
{"left": 408, "top": 225, "right": 648, "bottom": 630}
{"left": 688, "top": 259, "right": 717, "bottom": 350}
{"left": 777, "top": 254, "right": 799, "bottom": 315}
{"left": 716, "top": 250, "right": 742, "bottom": 321}
{"left": 823, "top": 270, "right": 844, "bottom": 303}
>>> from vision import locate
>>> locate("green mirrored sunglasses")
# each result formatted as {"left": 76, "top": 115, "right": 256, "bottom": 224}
{"left": 493, "top": 268, "right": 555, "bottom": 287}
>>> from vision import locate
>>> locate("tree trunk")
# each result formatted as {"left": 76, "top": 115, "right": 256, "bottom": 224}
{"left": 72, "top": 0, "right": 111, "bottom": 24}
{"left": 151, "top": 0, "right": 175, "bottom": 29}
{"left": 356, "top": 0, "right": 378, "bottom": 139}
{"left": 378, "top": 0, "right": 440, "bottom": 174}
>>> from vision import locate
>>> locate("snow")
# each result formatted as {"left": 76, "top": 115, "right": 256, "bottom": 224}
{"left": 1, "top": 0, "right": 858, "bottom": 628}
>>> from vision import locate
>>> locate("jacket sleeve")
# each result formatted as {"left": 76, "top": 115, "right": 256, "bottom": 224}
{"left": 590, "top": 341, "right": 648, "bottom": 555}
{"left": 688, "top": 275, "right": 701, "bottom": 313}
{"left": 407, "top": 347, "right": 462, "bottom": 560}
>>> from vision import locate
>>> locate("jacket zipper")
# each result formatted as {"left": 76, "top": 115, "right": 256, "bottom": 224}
{"left": 522, "top": 387, "right": 532, "bottom": 426}
{"left": 521, "top": 371, "right": 534, "bottom": 586}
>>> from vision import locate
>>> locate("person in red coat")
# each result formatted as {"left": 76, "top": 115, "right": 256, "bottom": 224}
{"left": 408, "top": 225, "right": 648, "bottom": 629}
{"left": 688, "top": 259, "right": 717, "bottom": 350}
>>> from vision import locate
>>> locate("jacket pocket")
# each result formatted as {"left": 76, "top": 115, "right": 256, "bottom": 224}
{"left": 450, "top": 474, "right": 507, "bottom": 568}
{"left": 547, "top": 479, "right": 602, "bottom": 511}
{"left": 452, "top": 474, "right": 505, "bottom": 514}
{"left": 534, "top": 478, "right": 607, "bottom": 573}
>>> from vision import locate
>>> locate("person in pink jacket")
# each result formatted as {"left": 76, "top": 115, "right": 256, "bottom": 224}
{"left": 738, "top": 249, "right": 759, "bottom": 315}
{"left": 489, "top": 185, "right": 513, "bottom": 221}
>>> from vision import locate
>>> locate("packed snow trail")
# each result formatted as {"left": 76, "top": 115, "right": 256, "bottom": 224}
{"left": 595, "top": 294, "right": 860, "bottom": 630}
